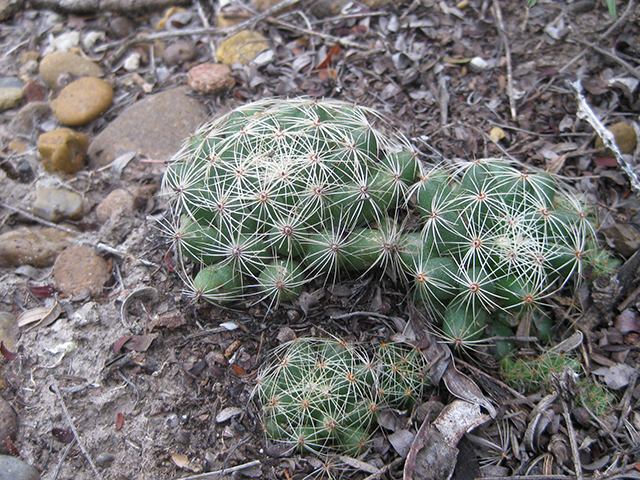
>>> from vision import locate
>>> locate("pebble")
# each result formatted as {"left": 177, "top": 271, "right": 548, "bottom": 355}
{"left": 95, "top": 452, "right": 116, "bottom": 469}
{"left": 216, "top": 30, "right": 269, "bottom": 66}
{"left": 53, "top": 245, "right": 111, "bottom": 297}
{"left": 8, "top": 102, "right": 53, "bottom": 137}
{"left": 38, "top": 51, "right": 103, "bottom": 89}
{"left": 96, "top": 188, "right": 135, "bottom": 223}
{"left": 187, "top": 63, "right": 236, "bottom": 94}
{"left": 88, "top": 86, "right": 207, "bottom": 168}
{"left": 32, "top": 188, "right": 84, "bottom": 222}
{"left": 0, "top": 396, "right": 18, "bottom": 455}
{"left": 37, "top": 128, "right": 89, "bottom": 174}
{"left": 0, "top": 455, "right": 40, "bottom": 480}
{"left": 23, "top": 81, "right": 47, "bottom": 103}
{"left": 53, "top": 77, "right": 113, "bottom": 126}
{"left": 0, "top": 227, "right": 73, "bottom": 267}
{"left": 163, "top": 40, "right": 196, "bottom": 66}
{"left": 595, "top": 121, "right": 637, "bottom": 155}
{"left": 0, "top": 87, "right": 24, "bottom": 112}
{"left": 0, "top": 311, "right": 19, "bottom": 352}
{"left": 107, "top": 16, "right": 135, "bottom": 38}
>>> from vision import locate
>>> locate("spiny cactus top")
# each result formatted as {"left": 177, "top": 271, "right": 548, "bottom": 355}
{"left": 161, "top": 98, "right": 417, "bottom": 305}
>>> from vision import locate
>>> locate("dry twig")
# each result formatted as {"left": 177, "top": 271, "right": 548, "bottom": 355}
{"left": 51, "top": 378, "right": 103, "bottom": 480}
{"left": 567, "top": 80, "right": 640, "bottom": 197}
{"left": 172, "top": 460, "right": 261, "bottom": 480}
{"left": 493, "top": 0, "right": 517, "bottom": 120}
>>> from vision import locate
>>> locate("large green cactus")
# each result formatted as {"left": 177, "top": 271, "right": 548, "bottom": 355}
{"left": 162, "top": 98, "right": 417, "bottom": 306}
{"left": 162, "top": 98, "right": 610, "bottom": 357}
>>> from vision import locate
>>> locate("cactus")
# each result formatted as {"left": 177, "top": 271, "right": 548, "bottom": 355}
{"left": 162, "top": 98, "right": 417, "bottom": 306}
{"left": 255, "top": 337, "right": 430, "bottom": 455}
{"left": 403, "top": 158, "right": 599, "bottom": 351}
{"left": 162, "top": 98, "right": 612, "bottom": 358}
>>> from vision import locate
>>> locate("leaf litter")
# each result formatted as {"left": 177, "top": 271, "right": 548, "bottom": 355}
{"left": 0, "top": 0, "right": 639, "bottom": 479}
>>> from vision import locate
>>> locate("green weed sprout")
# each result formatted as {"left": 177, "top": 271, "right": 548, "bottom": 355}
{"left": 255, "top": 337, "right": 430, "bottom": 455}
{"left": 161, "top": 98, "right": 417, "bottom": 307}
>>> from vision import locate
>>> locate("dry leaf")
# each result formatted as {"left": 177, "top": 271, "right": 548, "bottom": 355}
{"left": 17, "top": 301, "right": 62, "bottom": 329}
{"left": 216, "top": 407, "right": 242, "bottom": 423}
{"left": 170, "top": 453, "right": 202, "bottom": 472}
{"left": 433, "top": 400, "right": 490, "bottom": 447}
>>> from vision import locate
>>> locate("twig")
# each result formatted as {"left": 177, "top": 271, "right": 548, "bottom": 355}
{"left": 493, "top": 0, "right": 516, "bottom": 120}
{"left": 482, "top": 476, "right": 577, "bottom": 480}
{"left": 361, "top": 457, "right": 404, "bottom": 480}
{"left": 51, "top": 438, "right": 78, "bottom": 480}
{"left": 615, "top": 366, "right": 639, "bottom": 431}
{"left": 330, "top": 311, "right": 392, "bottom": 320}
{"left": 560, "top": 396, "right": 584, "bottom": 480}
{"left": 51, "top": 379, "right": 103, "bottom": 480}
{"left": 567, "top": 80, "right": 640, "bottom": 197}
{"left": 0, "top": 202, "right": 159, "bottom": 268}
{"left": 266, "top": 18, "right": 384, "bottom": 52}
{"left": 172, "top": 460, "right": 261, "bottom": 480}
{"left": 438, "top": 73, "right": 449, "bottom": 129}
{"left": 572, "top": 37, "right": 640, "bottom": 80}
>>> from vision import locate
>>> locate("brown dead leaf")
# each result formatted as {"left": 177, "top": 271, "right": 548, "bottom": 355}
{"left": 404, "top": 416, "right": 458, "bottom": 480}
{"left": 17, "top": 301, "right": 62, "bottom": 329}
{"left": 122, "top": 334, "right": 159, "bottom": 352}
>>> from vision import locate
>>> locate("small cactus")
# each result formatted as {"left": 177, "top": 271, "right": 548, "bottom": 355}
{"left": 255, "top": 337, "right": 430, "bottom": 455}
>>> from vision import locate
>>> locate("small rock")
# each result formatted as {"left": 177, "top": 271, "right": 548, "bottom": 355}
{"left": 88, "top": 86, "right": 207, "bottom": 168}
{"left": 0, "top": 455, "right": 39, "bottom": 480}
{"left": 23, "top": 81, "right": 47, "bottom": 102}
{"left": 19, "top": 60, "right": 39, "bottom": 82}
{"left": 187, "top": 63, "right": 235, "bottom": 94}
{"left": 304, "top": 0, "right": 349, "bottom": 17}
{"left": 32, "top": 188, "right": 84, "bottom": 222}
{"left": 8, "top": 101, "right": 53, "bottom": 137}
{"left": 20, "top": 51, "right": 40, "bottom": 65}
{"left": 123, "top": 52, "right": 141, "bottom": 72}
{"left": 0, "top": 312, "right": 19, "bottom": 352}
{"left": 37, "top": 128, "right": 89, "bottom": 174}
{"left": 8, "top": 140, "right": 27, "bottom": 153}
{"left": 0, "top": 0, "right": 23, "bottom": 22}
{"left": 0, "top": 227, "right": 73, "bottom": 267}
{"left": 53, "top": 245, "right": 110, "bottom": 297}
{"left": 469, "top": 56, "right": 489, "bottom": 70}
{"left": 107, "top": 16, "right": 135, "bottom": 38}
{"left": 96, "top": 188, "right": 135, "bottom": 223}
{"left": 595, "top": 121, "right": 637, "bottom": 155}
{"left": 95, "top": 452, "right": 115, "bottom": 469}
{"left": 163, "top": 41, "right": 196, "bottom": 66}
{"left": 0, "top": 87, "right": 24, "bottom": 112}
{"left": 216, "top": 30, "right": 269, "bottom": 66}
{"left": 38, "top": 51, "right": 103, "bottom": 89}
{"left": 53, "top": 77, "right": 113, "bottom": 126}
{"left": 0, "top": 396, "right": 18, "bottom": 455}
{"left": 0, "top": 77, "right": 23, "bottom": 89}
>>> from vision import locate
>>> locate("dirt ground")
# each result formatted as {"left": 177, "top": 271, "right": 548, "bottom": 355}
{"left": 0, "top": 0, "right": 639, "bottom": 479}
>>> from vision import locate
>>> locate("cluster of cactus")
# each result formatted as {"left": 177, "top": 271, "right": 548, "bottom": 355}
{"left": 161, "top": 98, "right": 417, "bottom": 306}
{"left": 254, "top": 337, "right": 429, "bottom": 455}
{"left": 403, "top": 158, "right": 598, "bottom": 352}
{"left": 161, "top": 98, "right": 610, "bottom": 356}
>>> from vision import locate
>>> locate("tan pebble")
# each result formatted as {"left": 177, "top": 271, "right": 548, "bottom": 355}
{"left": 216, "top": 30, "right": 269, "bottom": 66}
{"left": 53, "top": 77, "right": 113, "bottom": 126}
{"left": 0, "top": 312, "right": 18, "bottom": 352}
{"left": 8, "top": 140, "right": 27, "bottom": 153}
{"left": 163, "top": 40, "right": 196, "bottom": 66}
{"left": 96, "top": 188, "right": 135, "bottom": 223}
{"left": 32, "top": 188, "right": 84, "bottom": 222}
{"left": 39, "top": 51, "right": 103, "bottom": 88}
{"left": 20, "top": 51, "right": 40, "bottom": 65}
{"left": 595, "top": 121, "right": 637, "bottom": 155}
{"left": 54, "top": 245, "right": 111, "bottom": 297}
{"left": 187, "top": 63, "right": 236, "bottom": 94}
{"left": 0, "top": 87, "right": 24, "bottom": 112}
{"left": 37, "top": 128, "right": 89, "bottom": 174}
{"left": 0, "top": 227, "right": 74, "bottom": 268}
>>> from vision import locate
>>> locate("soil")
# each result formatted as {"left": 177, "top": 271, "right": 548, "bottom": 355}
{"left": 0, "top": 1, "right": 639, "bottom": 479}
